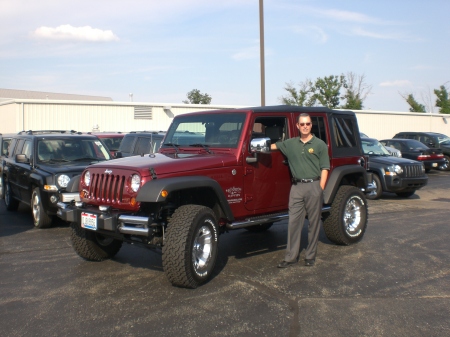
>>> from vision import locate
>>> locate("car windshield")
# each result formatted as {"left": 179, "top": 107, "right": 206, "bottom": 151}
{"left": 163, "top": 113, "right": 246, "bottom": 148}
{"left": 37, "top": 138, "right": 111, "bottom": 163}
{"left": 362, "top": 139, "right": 391, "bottom": 156}
{"left": 436, "top": 134, "right": 450, "bottom": 145}
{"left": 101, "top": 137, "right": 122, "bottom": 151}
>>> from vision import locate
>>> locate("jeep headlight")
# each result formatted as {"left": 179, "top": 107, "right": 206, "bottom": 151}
{"left": 131, "top": 174, "right": 141, "bottom": 192}
{"left": 57, "top": 174, "right": 70, "bottom": 188}
{"left": 393, "top": 165, "right": 403, "bottom": 174}
{"left": 84, "top": 171, "right": 91, "bottom": 186}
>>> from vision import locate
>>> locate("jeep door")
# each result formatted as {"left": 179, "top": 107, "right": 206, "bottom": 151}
{"left": 15, "top": 139, "right": 33, "bottom": 203}
{"left": 243, "top": 115, "right": 292, "bottom": 212}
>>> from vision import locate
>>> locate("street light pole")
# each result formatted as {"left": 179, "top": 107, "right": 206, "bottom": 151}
{"left": 259, "top": 0, "right": 266, "bottom": 106}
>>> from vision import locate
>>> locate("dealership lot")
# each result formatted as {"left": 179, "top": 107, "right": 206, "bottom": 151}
{"left": 1, "top": 171, "right": 450, "bottom": 337}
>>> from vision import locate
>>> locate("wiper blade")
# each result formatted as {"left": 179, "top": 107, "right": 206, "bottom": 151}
{"left": 72, "top": 157, "right": 100, "bottom": 161}
{"left": 163, "top": 143, "right": 180, "bottom": 155}
{"left": 189, "top": 143, "right": 212, "bottom": 154}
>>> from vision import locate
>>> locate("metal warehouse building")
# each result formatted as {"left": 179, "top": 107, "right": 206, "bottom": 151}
{"left": 0, "top": 89, "right": 449, "bottom": 139}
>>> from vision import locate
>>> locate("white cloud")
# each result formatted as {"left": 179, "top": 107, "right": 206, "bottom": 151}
{"left": 292, "top": 25, "right": 328, "bottom": 44}
{"left": 33, "top": 25, "right": 119, "bottom": 42}
{"left": 351, "top": 27, "right": 401, "bottom": 40}
{"left": 317, "top": 9, "right": 382, "bottom": 24}
{"left": 379, "top": 80, "right": 412, "bottom": 87}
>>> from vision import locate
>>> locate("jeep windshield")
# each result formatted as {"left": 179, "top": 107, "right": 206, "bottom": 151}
{"left": 37, "top": 138, "right": 111, "bottom": 164}
{"left": 436, "top": 134, "right": 450, "bottom": 145}
{"left": 362, "top": 139, "right": 391, "bottom": 156}
{"left": 162, "top": 113, "right": 246, "bottom": 149}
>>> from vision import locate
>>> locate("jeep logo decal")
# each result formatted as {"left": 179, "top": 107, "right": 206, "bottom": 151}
{"left": 104, "top": 169, "right": 113, "bottom": 174}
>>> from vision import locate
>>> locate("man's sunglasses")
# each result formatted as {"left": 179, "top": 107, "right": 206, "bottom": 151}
{"left": 299, "top": 122, "right": 311, "bottom": 126}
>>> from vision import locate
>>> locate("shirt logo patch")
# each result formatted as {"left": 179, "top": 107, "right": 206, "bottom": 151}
{"left": 308, "top": 148, "right": 314, "bottom": 154}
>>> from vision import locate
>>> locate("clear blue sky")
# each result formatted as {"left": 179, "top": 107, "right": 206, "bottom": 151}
{"left": 1, "top": 0, "right": 449, "bottom": 112}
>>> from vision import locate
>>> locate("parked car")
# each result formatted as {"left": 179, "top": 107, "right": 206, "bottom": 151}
{"left": 380, "top": 138, "right": 446, "bottom": 173}
{"left": 88, "top": 132, "right": 124, "bottom": 157}
{"left": 115, "top": 131, "right": 165, "bottom": 158}
{"left": 360, "top": 132, "right": 401, "bottom": 157}
{"left": 2, "top": 130, "right": 111, "bottom": 228}
{"left": 0, "top": 133, "right": 15, "bottom": 199}
{"left": 393, "top": 131, "right": 450, "bottom": 171}
{"left": 362, "top": 137, "right": 427, "bottom": 200}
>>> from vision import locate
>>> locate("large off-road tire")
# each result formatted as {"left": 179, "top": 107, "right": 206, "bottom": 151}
{"left": 245, "top": 222, "right": 273, "bottom": 233}
{"left": 366, "top": 174, "right": 382, "bottom": 200}
{"left": 4, "top": 181, "right": 19, "bottom": 211}
{"left": 32, "top": 187, "right": 53, "bottom": 228}
{"left": 162, "top": 205, "right": 219, "bottom": 289}
{"left": 0, "top": 175, "right": 4, "bottom": 200}
{"left": 70, "top": 222, "right": 123, "bottom": 261}
{"left": 323, "top": 185, "right": 368, "bottom": 245}
{"left": 396, "top": 191, "right": 415, "bottom": 198}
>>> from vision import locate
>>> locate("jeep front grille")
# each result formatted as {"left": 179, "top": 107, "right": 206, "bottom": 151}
{"left": 403, "top": 164, "right": 423, "bottom": 178}
{"left": 89, "top": 173, "right": 125, "bottom": 203}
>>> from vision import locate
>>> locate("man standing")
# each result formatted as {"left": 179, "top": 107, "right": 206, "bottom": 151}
{"left": 271, "top": 113, "right": 330, "bottom": 267}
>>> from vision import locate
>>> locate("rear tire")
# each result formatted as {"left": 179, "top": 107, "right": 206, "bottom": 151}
{"left": 162, "top": 205, "right": 219, "bottom": 289}
{"left": 438, "top": 156, "right": 449, "bottom": 171}
{"left": 32, "top": 187, "right": 53, "bottom": 228}
{"left": 0, "top": 175, "right": 4, "bottom": 199}
{"left": 4, "top": 181, "right": 19, "bottom": 211}
{"left": 323, "top": 185, "right": 368, "bottom": 245}
{"left": 70, "top": 222, "right": 123, "bottom": 261}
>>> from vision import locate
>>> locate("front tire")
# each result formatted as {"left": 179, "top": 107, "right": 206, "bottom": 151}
{"left": 323, "top": 185, "right": 368, "bottom": 245}
{"left": 0, "top": 175, "right": 4, "bottom": 199}
{"left": 162, "top": 205, "right": 219, "bottom": 289}
{"left": 366, "top": 174, "right": 382, "bottom": 200}
{"left": 32, "top": 187, "right": 53, "bottom": 228}
{"left": 4, "top": 181, "right": 19, "bottom": 211}
{"left": 70, "top": 222, "right": 123, "bottom": 261}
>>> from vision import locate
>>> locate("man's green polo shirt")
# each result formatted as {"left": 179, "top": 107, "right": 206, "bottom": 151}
{"left": 276, "top": 135, "right": 330, "bottom": 180}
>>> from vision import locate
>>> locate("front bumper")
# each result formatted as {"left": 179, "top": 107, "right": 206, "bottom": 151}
{"left": 384, "top": 175, "right": 427, "bottom": 192}
{"left": 56, "top": 203, "right": 153, "bottom": 237}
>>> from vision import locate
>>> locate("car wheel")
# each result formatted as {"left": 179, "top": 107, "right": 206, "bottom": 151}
{"left": 323, "top": 185, "right": 368, "bottom": 245}
{"left": 162, "top": 205, "right": 219, "bottom": 289}
{"left": 438, "top": 156, "right": 449, "bottom": 171}
{"left": 70, "top": 222, "right": 123, "bottom": 261}
{"left": 366, "top": 174, "right": 382, "bottom": 200}
{"left": 245, "top": 222, "right": 273, "bottom": 232}
{"left": 0, "top": 175, "right": 4, "bottom": 199}
{"left": 31, "top": 187, "right": 53, "bottom": 228}
{"left": 4, "top": 181, "right": 19, "bottom": 211}
{"left": 395, "top": 191, "right": 415, "bottom": 198}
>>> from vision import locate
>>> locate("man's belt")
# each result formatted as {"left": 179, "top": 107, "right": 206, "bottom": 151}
{"left": 291, "top": 177, "right": 320, "bottom": 184}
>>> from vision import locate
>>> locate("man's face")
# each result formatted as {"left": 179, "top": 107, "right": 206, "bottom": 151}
{"left": 296, "top": 116, "right": 312, "bottom": 137}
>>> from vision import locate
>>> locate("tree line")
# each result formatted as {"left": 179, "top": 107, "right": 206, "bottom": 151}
{"left": 183, "top": 74, "right": 450, "bottom": 114}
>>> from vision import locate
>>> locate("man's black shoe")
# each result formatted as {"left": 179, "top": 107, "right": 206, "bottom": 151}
{"left": 277, "top": 260, "right": 297, "bottom": 268}
{"left": 304, "top": 259, "right": 315, "bottom": 267}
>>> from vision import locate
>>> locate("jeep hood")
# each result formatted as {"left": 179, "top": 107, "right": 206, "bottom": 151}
{"left": 368, "top": 155, "right": 418, "bottom": 165}
{"left": 87, "top": 152, "right": 238, "bottom": 176}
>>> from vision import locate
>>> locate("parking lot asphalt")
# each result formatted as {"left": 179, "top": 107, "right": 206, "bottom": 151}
{"left": 1, "top": 171, "right": 450, "bottom": 337}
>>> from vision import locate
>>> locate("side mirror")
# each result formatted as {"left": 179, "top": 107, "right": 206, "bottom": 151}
{"left": 115, "top": 151, "right": 123, "bottom": 158}
{"left": 250, "top": 138, "right": 271, "bottom": 154}
{"left": 16, "top": 154, "right": 30, "bottom": 164}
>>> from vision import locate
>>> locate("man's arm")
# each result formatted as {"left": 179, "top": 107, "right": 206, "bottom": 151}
{"left": 270, "top": 143, "right": 278, "bottom": 151}
{"left": 320, "top": 169, "right": 329, "bottom": 190}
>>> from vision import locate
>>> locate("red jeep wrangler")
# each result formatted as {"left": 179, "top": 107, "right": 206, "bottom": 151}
{"left": 57, "top": 106, "right": 372, "bottom": 288}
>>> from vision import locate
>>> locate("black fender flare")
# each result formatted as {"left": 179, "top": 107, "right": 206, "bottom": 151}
{"left": 324, "top": 166, "right": 368, "bottom": 204}
{"left": 136, "top": 176, "right": 235, "bottom": 221}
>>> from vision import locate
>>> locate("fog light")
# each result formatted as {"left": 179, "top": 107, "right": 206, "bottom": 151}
{"left": 99, "top": 205, "right": 111, "bottom": 212}
{"left": 130, "top": 197, "right": 137, "bottom": 206}
{"left": 50, "top": 195, "right": 58, "bottom": 204}
{"left": 75, "top": 201, "right": 84, "bottom": 207}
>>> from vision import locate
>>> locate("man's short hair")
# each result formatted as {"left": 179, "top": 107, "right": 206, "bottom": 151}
{"left": 298, "top": 113, "right": 311, "bottom": 123}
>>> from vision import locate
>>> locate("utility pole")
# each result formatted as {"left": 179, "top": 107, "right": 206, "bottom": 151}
{"left": 259, "top": 0, "right": 265, "bottom": 106}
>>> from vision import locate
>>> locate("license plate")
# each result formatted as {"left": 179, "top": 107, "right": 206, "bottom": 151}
{"left": 432, "top": 163, "right": 438, "bottom": 167}
{"left": 81, "top": 212, "right": 97, "bottom": 230}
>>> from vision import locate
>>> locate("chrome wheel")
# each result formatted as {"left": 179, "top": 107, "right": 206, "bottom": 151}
{"left": 192, "top": 225, "right": 213, "bottom": 274}
{"left": 343, "top": 195, "right": 364, "bottom": 237}
{"left": 0, "top": 176, "right": 3, "bottom": 198}
{"left": 32, "top": 190, "right": 41, "bottom": 224}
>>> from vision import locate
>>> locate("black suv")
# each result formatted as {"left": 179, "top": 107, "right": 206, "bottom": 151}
{"left": 0, "top": 133, "right": 15, "bottom": 199}
{"left": 393, "top": 132, "right": 450, "bottom": 171}
{"left": 362, "top": 137, "right": 427, "bottom": 200}
{"left": 115, "top": 131, "right": 165, "bottom": 158}
{"left": 2, "top": 130, "right": 111, "bottom": 228}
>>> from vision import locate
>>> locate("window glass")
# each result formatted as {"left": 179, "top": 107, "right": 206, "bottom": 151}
{"left": 333, "top": 117, "right": 357, "bottom": 148}
{"left": 134, "top": 137, "right": 152, "bottom": 155}
{"left": 119, "top": 136, "right": 135, "bottom": 153}
{"left": 311, "top": 116, "right": 327, "bottom": 144}
{"left": 22, "top": 140, "right": 32, "bottom": 158}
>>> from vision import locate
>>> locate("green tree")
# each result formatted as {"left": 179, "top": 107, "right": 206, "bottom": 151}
{"left": 403, "top": 93, "right": 426, "bottom": 112}
{"left": 279, "top": 80, "right": 316, "bottom": 106}
{"left": 183, "top": 89, "right": 212, "bottom": 104}
{"left": 313, "top": 74, "right": 347, "bottom": 108}
{"left": 434, "top": 85, "right": 450, "bottom": 114}
{"left": 341, "top": 72, "right": 372, "bottom": 110}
